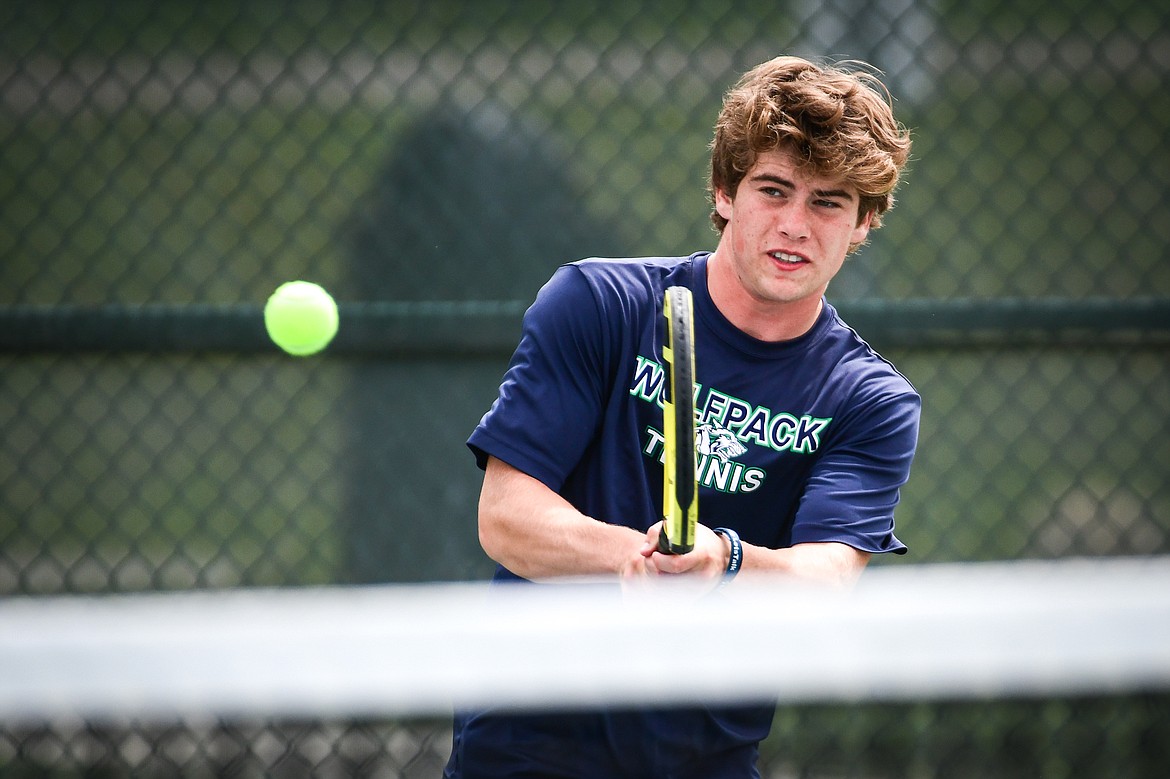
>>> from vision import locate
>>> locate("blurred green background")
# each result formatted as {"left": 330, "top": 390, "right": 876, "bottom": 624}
{"left": 2, "top": 0, "right": 1166, "bottom": 593}
{"left": 1, "top": 1, "right": 1167, "bottom": 775}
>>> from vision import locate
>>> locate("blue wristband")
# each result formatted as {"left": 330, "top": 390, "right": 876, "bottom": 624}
{"left": 712, "top": 527, "right": 742, "bottom": 585}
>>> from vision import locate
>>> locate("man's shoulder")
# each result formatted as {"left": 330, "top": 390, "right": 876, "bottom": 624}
{"left": 822, "top": 306, "right": 919, "bottom": 400}
{"left": 566, "top": 255, "right": 693, "bottom": 281}
{"left": 560, "top": 254, "right": 702, "bottom": 303}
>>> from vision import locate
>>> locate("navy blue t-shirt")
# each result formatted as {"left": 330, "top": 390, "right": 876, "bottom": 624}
{"left": 446, "top": 253, "right": 920, "bottom": 778}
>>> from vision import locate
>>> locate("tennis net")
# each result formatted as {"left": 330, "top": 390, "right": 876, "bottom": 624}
{"left": 2, "top": 556, "right": 1168, "bottom": 777}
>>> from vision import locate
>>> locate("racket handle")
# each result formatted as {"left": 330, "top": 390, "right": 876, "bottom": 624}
{"left": 656, "top": 525, "right": 673, "bottom": 554}
{"left": 656, "top": 524, "right": 694, "bottom": 555}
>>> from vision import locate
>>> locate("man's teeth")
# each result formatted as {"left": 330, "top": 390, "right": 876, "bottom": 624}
{"left": 771, "top": 252, "right": 803, "bottom": 264}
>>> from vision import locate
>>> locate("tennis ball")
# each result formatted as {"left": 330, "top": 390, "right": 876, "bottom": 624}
{"left": 264, "top": 280, "right": 339, "bottom": 356}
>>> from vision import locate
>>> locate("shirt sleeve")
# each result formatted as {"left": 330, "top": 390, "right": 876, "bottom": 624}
{"left": 467, "top": 264, "right": 609, "bottom": 491}
{"left": 790, "top": 385, "right": 920, "bottom": 555}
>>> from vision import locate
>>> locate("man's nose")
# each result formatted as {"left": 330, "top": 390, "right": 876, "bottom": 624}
{"left": 776, "top": 203, "right": 811, "bottom": 240}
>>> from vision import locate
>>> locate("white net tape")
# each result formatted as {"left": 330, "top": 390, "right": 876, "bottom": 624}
{"left": 2, "top": 557, "right": 1168, "bottom": 723}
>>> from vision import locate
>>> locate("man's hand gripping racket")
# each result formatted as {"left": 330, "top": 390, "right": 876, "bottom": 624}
{"left": 657, "top": 286, "right": 699, "bottom": 556}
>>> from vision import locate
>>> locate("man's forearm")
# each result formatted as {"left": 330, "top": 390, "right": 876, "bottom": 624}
{"left": 739, "top": 541, "right": 871, "bottom": 588}
{"left": 477, "top": 456, "right": 645, "bottom": 580}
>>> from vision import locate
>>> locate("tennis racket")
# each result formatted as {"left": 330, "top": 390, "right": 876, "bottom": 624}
{"left": 657, "top": 285, "right": 698, "bottom": 555}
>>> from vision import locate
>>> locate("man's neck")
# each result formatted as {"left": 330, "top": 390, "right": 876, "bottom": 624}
{"left": 705, "top": 252, "right": 825, "bottom": 342}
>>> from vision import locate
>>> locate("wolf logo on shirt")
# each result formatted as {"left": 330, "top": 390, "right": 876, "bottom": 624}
{"left": 696, "top": 421, "right": 746, "bottom": 462}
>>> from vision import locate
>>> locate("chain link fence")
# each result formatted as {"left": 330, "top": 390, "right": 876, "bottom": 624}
{"left": 2, "top": 0, "right": 1168, "bottom": 776}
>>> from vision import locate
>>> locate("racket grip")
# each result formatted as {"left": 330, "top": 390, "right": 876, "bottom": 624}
{"left": 656, "top": 525, "right": 673, "bottom": 554}
{"left": 655, "top": 524, "right": 694, "bottom": 555}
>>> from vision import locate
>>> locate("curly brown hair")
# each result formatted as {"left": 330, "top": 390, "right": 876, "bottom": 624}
{"left": 709, "top": 56, "right": 912, "bottom": 237}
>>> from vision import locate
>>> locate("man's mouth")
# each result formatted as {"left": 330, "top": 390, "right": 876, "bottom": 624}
{"left": 769, "top": 251, "right": 808, "bottom": 265}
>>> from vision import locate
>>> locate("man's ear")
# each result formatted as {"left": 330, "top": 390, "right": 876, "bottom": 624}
{"left": 851, "top": 209, "right": 873, "bottom": 245}
{"left": 846, "top": 209, "right": 875, "bottom": 254}
{"left": 714, "top": 186, "right": 734, "bottom": 222}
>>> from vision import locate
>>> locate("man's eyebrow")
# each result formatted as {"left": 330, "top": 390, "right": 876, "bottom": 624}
{"left": 749, "top": 172, "right": 855, "bottom": 201}
{"left": 814, "top": 187, "right": 856, "bottom": 201}
{"left": 749, "top": 173, "right": 795, "bottom": 189}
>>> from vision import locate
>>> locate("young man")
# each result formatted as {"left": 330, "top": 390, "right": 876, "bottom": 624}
{"left": 444, "top": 55, "right": 918, "bottom": 778}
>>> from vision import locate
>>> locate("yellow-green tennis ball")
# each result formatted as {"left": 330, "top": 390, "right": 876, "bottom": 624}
{"left": 264, "top": 280, "right": 339, "bottom": 356}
